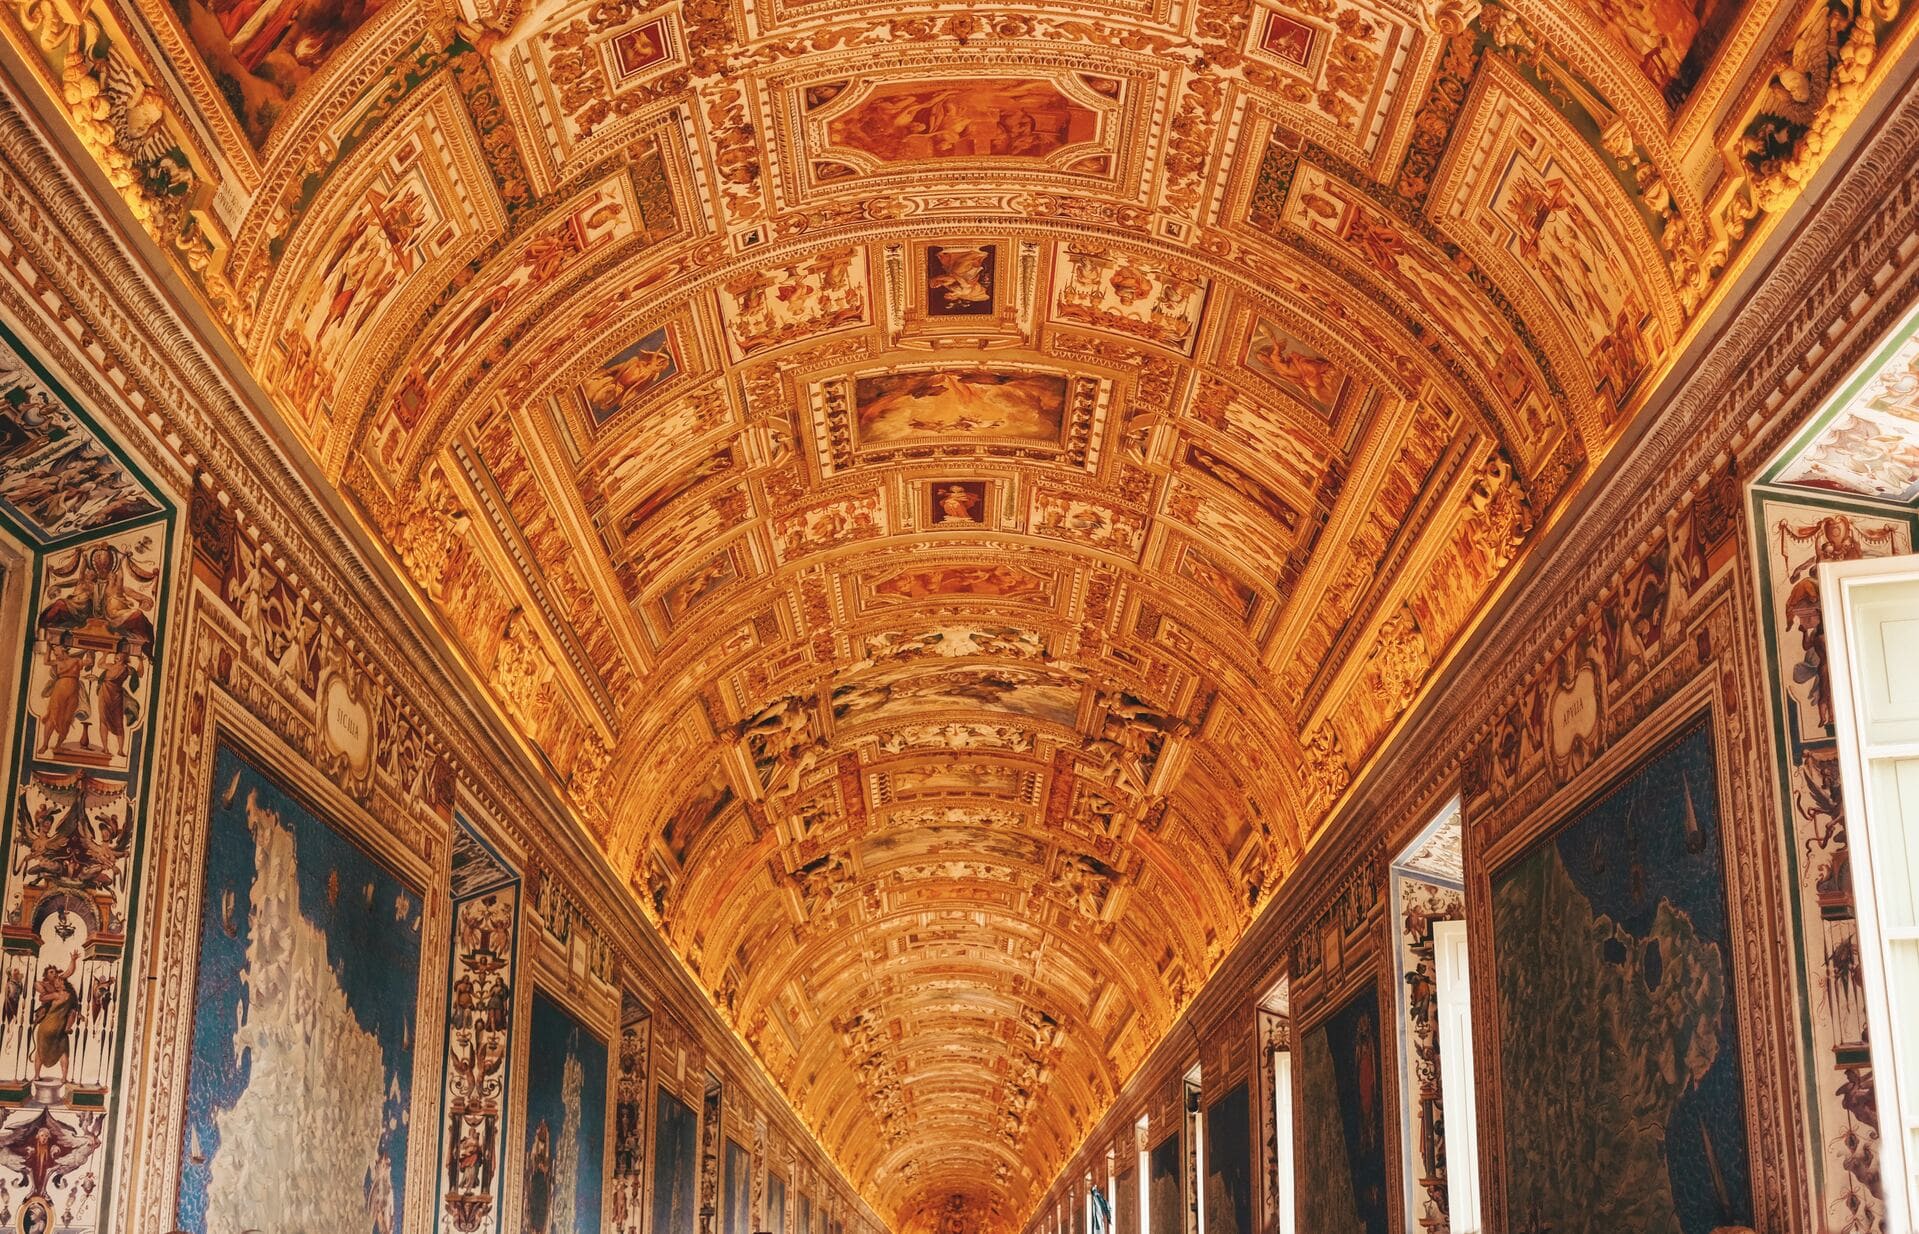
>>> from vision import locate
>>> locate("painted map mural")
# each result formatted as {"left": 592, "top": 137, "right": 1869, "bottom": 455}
{"left": 652, "top": 1088, "right": 699, "bottom": 1234}
{"left": 522, "top": 992, "right": 608, "bottom": 1234}
{"left": 1492, "top": 719, "right": 1752, "bottom": 1234}
{"left": 1297, "top": 989, "right": 1389, "bottom": 1234}
{"left": 1147, "top": 1132, "right": 1180, "bottom": 1234}
{"left": 724, "top": 1138, "right": 752, "bottom": 1234}
{"left": 1204, "top": 1084, "right": 1253, "bottom": 1234}
{"left": 176, "top": 739, "right": 421, "bottom": 1234}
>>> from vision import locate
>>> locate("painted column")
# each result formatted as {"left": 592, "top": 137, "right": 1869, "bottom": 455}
{"left": 437, "top": 816, "right": 522, "bottom": 1234}
{"left": 0, "top": 326, "right": 172, "bottom": 1232}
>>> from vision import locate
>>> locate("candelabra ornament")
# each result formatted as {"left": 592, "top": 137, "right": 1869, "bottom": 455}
{"left": 701, "top": 1202, "right": 716, "bottom": 1234}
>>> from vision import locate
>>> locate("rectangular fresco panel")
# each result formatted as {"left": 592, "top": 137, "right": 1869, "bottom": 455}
{"left": 30, "top": 532, "right": 165, "bottom": 775}
{"left": 824, "top": 81, "right": 1098, "bottom": 161}
{"left": 768, "top": 1172, "right": 788, "bottom": 1234}
{"left": 1148, "top": 1132, "right": 1181, "bottom": 1234}
{"left": 437, "top": 860, "right": 518, "bottom": 1234}
{"left": 0, "top": 331, "right": 162, "bottom": 541}
{"left": 174, "top": 0, "right": 389, "bottom": 144}
{"left": 1491, "top": 718, "right": 1752, "bottom": 1233}
{"left": 176, "top": 739, "right": 421, "bottom": 1234}
{"left": 925, "top": 244, "right": 997, "bottom": 315}
{"left": 799, "top": 1192, "right": 813, "bottom": 1234}
{"left": 580, "top": 328, "right": 681, "bottom": 426}
{"left": 1114, "top": 1166, "right": 1137, "bottom": 1234}
{"left": 724, "top": 1138, "right": 752, "bottom": 1234}
{"left": 610, "top": 996, "right": 651, "bottom": 1233}
{"left": 716, "top": 249, "right": 867, "bottom": 361}
{"left": 653, "top": 1088, "right": 699, "bottom": 1234}
{"left": 1204, "top": 1084, "right": 1253, "bottom": 1234}
{"left": 1052, "top": 245, "right": 1207, "bottom": 354}
{"left": 1567, "top": 0, "right": 1736, "bottom": 105}
{"left": 1296, "top": 989, "right": 1388, "bottom": 1234}
{"left": 852, "top": 370, "right": 1068, "bottom": 449}
{"left": 523, "top": 991, "right": 609, "bottom": 1234}
{"left": 1243, "top": 318, "right": 1345, "bottom": 416}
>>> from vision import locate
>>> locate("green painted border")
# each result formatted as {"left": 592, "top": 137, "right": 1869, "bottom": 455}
{"left": 1745, "top": 480, "right": 1917, "bottom": 1219}
{"left": 0, "top": 309, "right": 177, "bottom": 1233}
{"left": 0, "top": 509, "right": 176, "bottom": 1232}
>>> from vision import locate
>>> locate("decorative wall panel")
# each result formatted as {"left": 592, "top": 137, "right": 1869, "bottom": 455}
{"left": 177, "top": 739, "right": 424, "bottom": 1234}
{"left": 438, "top": 818, "right": 520, "bottom": 1234}
{"left": 653, "top": 1087, "right": 699, "bottom": 1234}
{"left": 1390, "top": 871, "right": 1462, "bottom": 1234}
{"left": 521, "top": 990, "right": 610, "bottom": 1234}
{"left": 0, "top": 321, "right": 172, "bottom": 1234}
{"left": 1295, "top": 990, "right": 1389, "bottom": 1234}
{"left": 1201, "top": 1084, "right": 1252, "bottom": 1234}
{"left": 1489, "top": 717, "right": 1751, "bottom": 1234}
{"left": 1749, "top": 477, "right": 1919, "bottom": 1231}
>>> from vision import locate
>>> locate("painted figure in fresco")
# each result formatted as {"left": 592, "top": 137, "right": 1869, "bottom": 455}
{"left": 0, "top": 435, "right": 156, "bottom": 535}
{"left": 855, "top": 370, "right": 1066, "bottom": 445}
{"left": 937, "top": 486, "right": 981, "bottom": 522}
{"left": 0, "top": 1109, "right": 102, "bottom": 1218}
{"left": 1262, "top": 13, "right": 1315, "bottom": 64}
{"left": 1247, "top": 320, "right": 1342, "bottom": 408}
{"left": 581, "top": 335, "right": 678, "bottom": 423}
{"left": 29, "top": 957, "right": 80, "bottom": 1084}
{"left": 37, "top": 542, "right": 158, "bottom": 645}
{"left": 416, "top": 195, "right": 626, "bottom": 414}
{"left": 721, "top": 251, "right": 866, "bottom": 355}
{"left": 524, "top": 1121, "right": 554, "bottom": 1234}
{"left": 826, "top": 81, "right": 1092, "bottom": 161}
{"left": 450, "top": 1019, "right": 507, "bottom": 1092}
{"left": 1351, "top": 1009, "right": 1380, "bottom": 1156}
{"left": 0, "top": 350, "right": 161, "bottom": 537}
{"left": 367, "top": 1147, "right": 397, "bottom": 1234}
{"left": 35, "top": 645, "right": 90, "bottom": 756}
{"left": 311, "top": 189, "right": 427, "bottom": 360}
{"left": 16, "top": 781, "right": 125, "bottom": 893}
{"left": 927, "top": 246, "right": 993, "bottom": 313}
{"left": 1776, "top": 515, "right": 1900, "bottom": 729}
{"left": 277, "top": 184, "right": 431, "bottom": 412}
{"left": 87, "top": 973, "right": 113, "bottom": 1029}
{"left": 1587, "top": 0, "right": 1704, "bottom": 88}
{"left": 1053, "top": 245, "right": 1203, "bottom": 348}
{"left": 451, "top": 1112, "right": 499, "bottom": 1193}
{"left": 92, "top": 651, "right": 141, "bottom": 759}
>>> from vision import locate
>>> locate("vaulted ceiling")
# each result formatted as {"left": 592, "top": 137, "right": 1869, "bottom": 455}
{"left": 14, "top": 0, "right": 1905, "bottom": 1221}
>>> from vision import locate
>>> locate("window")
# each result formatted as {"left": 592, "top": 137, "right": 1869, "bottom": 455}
{"left": 1183, "top": 1066, "right": 1203, "bottom": 1234}
{"left": 1258, "top": 979, "right": 1293, "bottom": 1234}
{"left": 1432, "top": 920, "right": 1481, "bottom": 1233}
{"left": 1136, "top": 1115, "right": 1151, "bottom": 1234}
{"left": 1272, "top": 1047, "right": 1295, "bottom": 1234}
{"left": 1392, "top": 801, "right": 1478, "bottom": 1233}
{"left": 1824, "top": 554, "right": 1919, "bottom": 1228}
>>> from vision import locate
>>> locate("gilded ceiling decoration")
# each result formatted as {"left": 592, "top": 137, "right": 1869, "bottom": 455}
{"left": 5, "top": 0, "right": 1914, "bottom": 1223}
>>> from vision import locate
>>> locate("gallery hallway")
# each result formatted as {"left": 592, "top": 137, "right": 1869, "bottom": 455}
{"left": 0, "top": 0, "right": 1915, "bottom": 1230}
